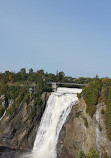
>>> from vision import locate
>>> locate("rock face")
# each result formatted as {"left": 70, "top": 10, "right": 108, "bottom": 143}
{"left": 1, "top": 93, "right": 111, "bottom": 158}
{"left": 58, "top": 98, "right": 111, "bottom": 158}
{"left": 0, "top": 92, "right": 50, "bottom": 151}
{"left": 0, "top": 146, "right": 26, "bottom": 158}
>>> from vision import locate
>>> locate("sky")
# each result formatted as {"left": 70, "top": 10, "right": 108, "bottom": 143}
{"left": 0, "top": 0, "right": 111, "bottom": 77}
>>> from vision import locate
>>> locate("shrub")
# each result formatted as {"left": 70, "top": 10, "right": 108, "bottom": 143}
{"left": 29, "top": 95, "right": 42, "bottom": 120}
{"left": 87, "top": 148, "right": 99, "bottom": 158}
{"left": 101, "top": 108, "right": 105, "bottom": 114}
{"left": 30, "top": 105, "right": 36, "bottom": 119}
{"left": 83, "top": 117, "right": 88, "bottom": 128}
{"left": 24, "top": 93, "right": 30, "bottom": 104}
{"left": 76, "top": 151, "right": 86, "bottom": 158}
{"left": 77, "top": 93, "right": 81, "bottom": 99}
{"left": 86, "top": 105, "right": 96, "bottom": 118}
{"left": 75, "top": 111, "right": 81, "bottom": 118}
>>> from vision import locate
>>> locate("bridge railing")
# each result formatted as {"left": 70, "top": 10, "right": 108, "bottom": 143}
{"left": 47, "top": 82, "right": 87, "bottom": 87}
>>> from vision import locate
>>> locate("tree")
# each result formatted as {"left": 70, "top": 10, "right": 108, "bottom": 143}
{"left": 96, "top": 75, "right": 99, "bottom": 79}
{"left": 20, "top": 68, "right": 26, "bottom": 74}
{"left": 29, "top": 68, "right": 33, "bottom": 74}
{"left": 56, "top": 70, "right": 59, "bottom": 76}
{"left": 37, "top": 69, "right": 44, "bottom": 75}
{"left": 19, "top": 68, "right": 27, "bottom": 81}
{"left": 83, "top": 78, "right": 102, "bottom": 117}
{"left": 58, "top": 71, "right": 65, "bottom": 81}
{"left": 5, "top": 71, "right": 10, "bottom": 75}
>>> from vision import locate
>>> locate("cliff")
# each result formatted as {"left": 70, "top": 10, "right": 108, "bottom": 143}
{"left": 0, "top": 92, "right": 50, "bottom": 151}
{"left": 58, "top": 97, "right": 111, "bottom": 158}
{"left": 1, "top": 91, "right": 111, "bottom": 158}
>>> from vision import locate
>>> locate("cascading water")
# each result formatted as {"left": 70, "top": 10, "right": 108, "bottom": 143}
{"left": 25, "top": 87, "right": 82, "bottom": 158}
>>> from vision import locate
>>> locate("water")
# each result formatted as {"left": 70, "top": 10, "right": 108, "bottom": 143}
{"left": 95, "top": 108, "right": 100, "bottom": 148}
{"left": 25, "top": 87, "right": 82, "bottom": 158}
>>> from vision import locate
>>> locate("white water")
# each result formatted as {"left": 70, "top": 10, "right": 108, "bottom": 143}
{"left": 27, "top": 87, "right": 82, "bottom": 158}
{"left": 95, "top": 108, "right": 100, "bottom": 148}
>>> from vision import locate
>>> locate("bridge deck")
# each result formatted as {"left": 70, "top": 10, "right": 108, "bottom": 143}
{"left": 47, "top": 82, "right": 87, "bottom": 86}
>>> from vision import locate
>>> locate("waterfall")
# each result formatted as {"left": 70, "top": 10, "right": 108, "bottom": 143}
{"left": 95, "top": 108, "right": 100, "bottom": 148}
{"left": 26, "top": 87, "right": 82, "bottom": 158}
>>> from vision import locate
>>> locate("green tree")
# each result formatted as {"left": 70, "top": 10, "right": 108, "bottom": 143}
{"left": 58, "top": 71, "right": 65, "bottom": 81}
{"left": 19, "top": 68, "right": 27, "bottom": 81}
{"left": 83, "top": 78, "right": 102, "bottom": 117}
{"left": 29, "top": 68, "right": 33, "bottom": 74}
{"left": 20, "top": 68, "right": 26, "bottom": 74}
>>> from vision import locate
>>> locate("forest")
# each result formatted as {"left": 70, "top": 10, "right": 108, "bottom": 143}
{"left": 0, "top": 68, "right": 90, "bottom": 119}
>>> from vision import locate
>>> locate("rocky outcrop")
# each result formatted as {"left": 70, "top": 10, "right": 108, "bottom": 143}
{"left": 0, "top": 146, "right": 26, "bottom": 158}
{"left": 1, "top": 93, "right": 111, "bottom": 158}
{"left": 58, "top": 98, "right": 111, "bottom": 158}
{"left": 0, "top": 92, "right": 50, "bottom": 151}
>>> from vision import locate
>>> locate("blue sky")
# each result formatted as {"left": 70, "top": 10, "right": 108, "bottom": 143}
{"left": 0, "top": 0, "right": 111, "bottom": 77}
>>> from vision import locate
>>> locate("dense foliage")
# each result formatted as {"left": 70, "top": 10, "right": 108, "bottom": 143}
{"left": 0, "top": 69, "right": 71, "bottom": 83}
{"left": 0, "top": 68, "right": 85, "bottom": 118}
{"left": 102, "top": 79, "right": 111, "bottom": 140}
{"left": 83, "top": 78, "right": 102, "bottom": 117}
